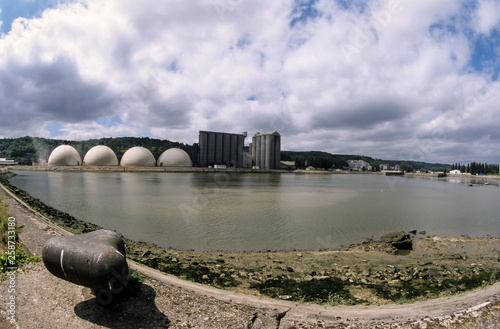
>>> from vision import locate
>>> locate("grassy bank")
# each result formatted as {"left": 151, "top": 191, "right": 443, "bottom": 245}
{"left": 1, "top": 170, "right": 500, "bottom": 305}
{"left": 0, "top": 196, "right": 39, "bottom": 276}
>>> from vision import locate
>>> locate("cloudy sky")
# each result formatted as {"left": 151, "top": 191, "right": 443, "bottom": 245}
{"left": 1, "top": 0, "right": 500, "bottom": 164}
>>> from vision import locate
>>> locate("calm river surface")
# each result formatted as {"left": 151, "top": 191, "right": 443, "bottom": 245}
{"left": 8, "top": 171, "right": 500, "bottom": 251}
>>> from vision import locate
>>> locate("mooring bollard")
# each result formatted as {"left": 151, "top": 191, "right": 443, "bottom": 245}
{"left": 42, "top": 230, "right": 129, "bottom": 303}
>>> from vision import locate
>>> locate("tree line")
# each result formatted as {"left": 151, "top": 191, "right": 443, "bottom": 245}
{"left": 451, "top": 162, "right": 500, "bottom": 175}
{"left": 293, "top": 156, "right": 335, "bottom": 169}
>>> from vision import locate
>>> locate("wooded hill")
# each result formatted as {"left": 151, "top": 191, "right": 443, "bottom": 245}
{"left": 280, "top": 150, "right": 450, "bottom": 172}
{"left": 0, "top": 136, "right": 450, "bottom": 171}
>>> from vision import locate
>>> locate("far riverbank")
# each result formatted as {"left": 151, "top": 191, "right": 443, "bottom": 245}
{"left": 0, "top": 164, "right": 442, "bottom": 177}
{"left": 8, "top": 164, "right": 500, "bottom": 179}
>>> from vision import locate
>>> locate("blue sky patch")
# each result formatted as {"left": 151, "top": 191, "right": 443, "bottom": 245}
{"left": 0, "top": 0, "right": 72, "bottom": 34}
{"left": 167, "top": 60, "right": 179, "bottom": 73}
{"left": 290, "top": 0, "right": 320, "bottom": 28}
{"left": 46, "top": 122, "right": 64, "bottom": 137}
{"left": 470, "top": 30, "right": 500, "bottom": 80}
{"left": 334, "top": 0, "right": 369, "bottom": 13}
{"left": 96, "top": 115, "right": 123, "bottom": 127}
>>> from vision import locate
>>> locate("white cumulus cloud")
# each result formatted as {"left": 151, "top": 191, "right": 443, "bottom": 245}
{"left": 473, "top": 0, "right": 500, "bottom": 35}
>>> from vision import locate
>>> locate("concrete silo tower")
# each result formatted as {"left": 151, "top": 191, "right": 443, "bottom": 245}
{"left": 251, "top": 131, "right": 281, "bottom": 169}
{"left": 198, "top": 131, "right": 245, "bottom": 168}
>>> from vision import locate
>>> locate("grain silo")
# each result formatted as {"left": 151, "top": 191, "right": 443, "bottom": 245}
{"left": 198, "top": 131, "right": 245, "bottom": 167}
{"left": 251, "top": 131, "right": 281, "bottom": 169}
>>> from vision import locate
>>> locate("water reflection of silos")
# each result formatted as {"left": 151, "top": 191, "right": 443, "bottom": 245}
{"left": 45, "top": 172, "right": 85, "bottom": 217}
{"left": 80, "top": 173, "right": 109, "bottom": 225}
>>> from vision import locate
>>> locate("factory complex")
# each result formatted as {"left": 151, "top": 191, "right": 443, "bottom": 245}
{"left": 47, "top": 131, "right": 281, "bottom": 169}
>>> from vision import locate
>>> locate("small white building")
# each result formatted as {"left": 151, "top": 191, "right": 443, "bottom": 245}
{"left": 347, "top": 160, "right": 372, "bottom": 171}
{"left": 0, "top": 158, "right": 17, "bottom": 165}
{"left": 380, "top": 164, "right": 390, "bottom": 171}
{"left": 449, "top": 169, "right": 462, "bottom": 175}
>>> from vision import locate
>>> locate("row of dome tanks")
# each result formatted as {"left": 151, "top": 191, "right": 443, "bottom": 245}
{"left": 47, "top": 145, "right": 193, "bottom": 167}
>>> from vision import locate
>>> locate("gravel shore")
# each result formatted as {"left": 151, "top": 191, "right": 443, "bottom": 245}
{"left": 1, "top": 174, "right": 500, "bottom": 328}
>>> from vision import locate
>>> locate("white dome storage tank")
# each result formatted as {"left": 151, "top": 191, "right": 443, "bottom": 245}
{"left": 157, "top": 148, "right": 192, "bottom": 167}
{"left": 120, "top": 146, "right": 156, "bottom": 166}
{"left": 48, "top": 145, "right": 82, "bottom": 166}
{"left": 83, "top": 145, "right": 119, "bottom": 166}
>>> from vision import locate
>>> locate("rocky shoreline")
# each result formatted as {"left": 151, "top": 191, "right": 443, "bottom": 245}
{"left": 125, "top": 232, "right": 500, "bottom": 305}
{"left": 1, "top": 169, "right": 500, "bottom": 306}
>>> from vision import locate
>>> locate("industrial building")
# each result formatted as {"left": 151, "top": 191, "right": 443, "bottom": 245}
{"left": 198, "top": 131, "right": 246, "bottom": 168}
{"left": 120, "top": 146, "right": 156, "bottom": 167}
{"left": 46, "top": 144, "right": 194, "bottom": 167}
{"left": 251, "top": 131, "right": 281, "bottom": 169}
{"left": 48, "top": 145, "right": 82, "bottom": 166}
{"left": 83, "top": 145, "right": 119, "bottom": 166}
{"left": 157, "top": 148, "right": 192, "bottom": 167}
{"left": 44, "top": 129, "right": 282, "bottom": 169}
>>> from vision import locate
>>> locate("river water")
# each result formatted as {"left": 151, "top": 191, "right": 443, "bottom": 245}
{"left": 8, "top": 171, "right": 500, "bottom": 251}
